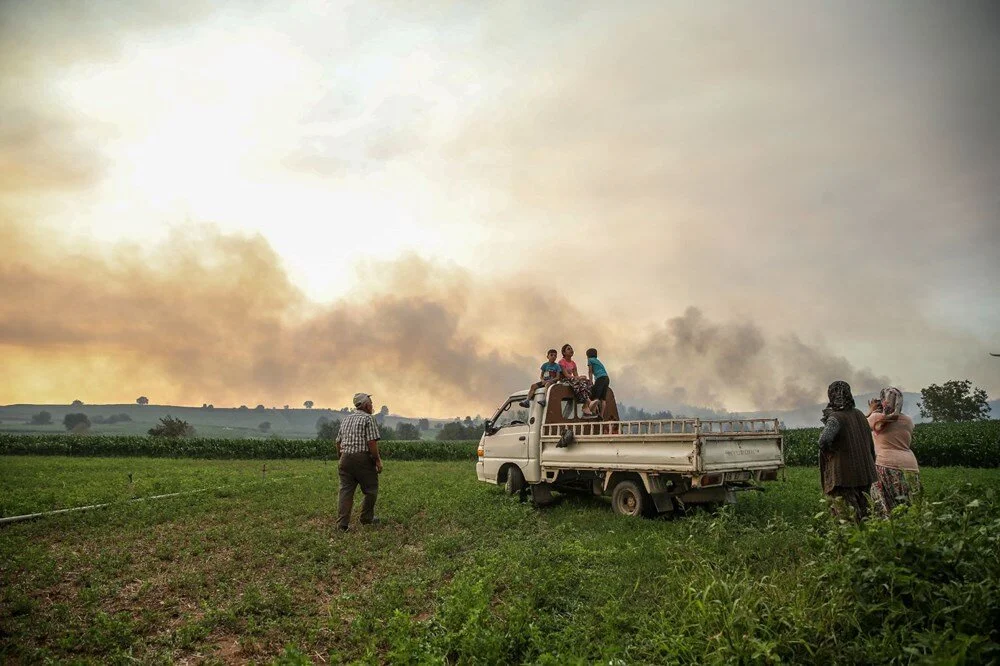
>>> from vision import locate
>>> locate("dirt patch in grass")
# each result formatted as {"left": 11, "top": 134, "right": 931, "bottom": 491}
{"left": 208, "top": 632, "right": 244, "bottom": 665}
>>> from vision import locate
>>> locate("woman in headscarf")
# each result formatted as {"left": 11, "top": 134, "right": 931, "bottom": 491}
{"left": 866, "top": 387, "right": 920, "bottom": 517}
{"left": 817, "top": 380, "right": 878, "bottom": 522}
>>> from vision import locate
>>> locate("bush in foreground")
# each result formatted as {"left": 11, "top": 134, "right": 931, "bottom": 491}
{"left": 365, "top": 487, "right": 1000, "bottom": 664}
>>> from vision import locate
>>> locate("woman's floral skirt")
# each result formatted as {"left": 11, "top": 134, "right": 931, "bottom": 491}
{"left": 566, "top": 376, "right": 593, "bottom": 403}
{"left": 870, "top": 465, "right": 921, "bottom": 518}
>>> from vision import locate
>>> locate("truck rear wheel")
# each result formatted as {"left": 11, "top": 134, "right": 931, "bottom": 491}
{"left": 504, "top": 466, "right": 525, "bottom": 495}
{"left": 611, "top": 480, "right": 650, "bottom": 518}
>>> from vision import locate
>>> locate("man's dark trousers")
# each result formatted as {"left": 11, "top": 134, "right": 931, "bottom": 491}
{"left": 338, "top": 451, "right": 379, "bottom": 529}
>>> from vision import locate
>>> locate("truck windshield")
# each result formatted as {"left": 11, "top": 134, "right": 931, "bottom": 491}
{"left": 492, "top": 400, "right": 529, "bottom": 429}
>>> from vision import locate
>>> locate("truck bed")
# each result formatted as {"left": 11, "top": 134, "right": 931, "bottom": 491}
{"left": 539, "top": 418, "right": 783, "bottom": 474}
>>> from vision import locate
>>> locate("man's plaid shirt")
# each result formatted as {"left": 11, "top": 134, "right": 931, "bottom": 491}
{"left": 336, "top": 409, "right": 381, "bottom": 455}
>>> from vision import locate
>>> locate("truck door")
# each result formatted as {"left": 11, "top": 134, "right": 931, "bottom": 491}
{"left": 482, "top": 398, "right": 530, "bottom": 482}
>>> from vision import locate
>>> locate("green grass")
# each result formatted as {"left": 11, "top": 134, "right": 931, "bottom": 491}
{"left": 2, "top": 457, "right": 998, "bottom": 664}
{"left": 0, "top": 457, "right": 316, "bottom": 517}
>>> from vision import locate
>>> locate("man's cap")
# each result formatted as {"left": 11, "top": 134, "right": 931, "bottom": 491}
{"left": 353, "top": 392, "right": 373, "bottom": 407}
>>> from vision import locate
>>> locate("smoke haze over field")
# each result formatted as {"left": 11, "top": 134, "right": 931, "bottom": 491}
{"left": 1, "top": 223, "right": 897, "bottom": 415}
{"left": 1, "top": 1, "right": 998, "bottom": 415}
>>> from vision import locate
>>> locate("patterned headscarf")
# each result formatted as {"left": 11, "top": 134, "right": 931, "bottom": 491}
{"left": 822, "top": 380, "right": 855, "bottom": 423}
{"left": 875, "top": 386, "right": 903, "bottom": 432}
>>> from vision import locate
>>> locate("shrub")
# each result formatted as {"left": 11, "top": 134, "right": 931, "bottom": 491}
{"left": 148, "top": 416, "right": 196, "bottom": 438}
{"left": 63, "top": 413, "right": 90, "bottom": 433}
{"left": 807, "top": 489, "right": 1000, "bottom": 662}
{"left": 29, "top": 411, "right": 52, "bottom": 425}
{"left": 316, "top": 418, "right": 340, "bottom": 441}
{"left": 396, "top": 422, "right": 421, "bottom": 440}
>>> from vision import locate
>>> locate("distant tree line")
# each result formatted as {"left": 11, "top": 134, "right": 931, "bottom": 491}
{"left": 432, "top": 417, "right": 484, "bottom": 441}
{"left": 93, "top": 413, "right": 133, "bottom": 424}
{"left": 617, "top": 404, "right": 675, "bottom": 420}
{"left": 314, "top": 416, "right": 423, "bottom": 442}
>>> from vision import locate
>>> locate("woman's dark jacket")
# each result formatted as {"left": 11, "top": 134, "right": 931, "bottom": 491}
{"left": 819, "top": 408, "right": 877, "bottom": 494}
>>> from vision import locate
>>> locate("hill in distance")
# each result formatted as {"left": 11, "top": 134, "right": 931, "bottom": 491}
{"left": 2, "top": 393, "right": 995, "bottom": 438}
{"left": 0, "top": 403, "right": 456, "bottom": 440}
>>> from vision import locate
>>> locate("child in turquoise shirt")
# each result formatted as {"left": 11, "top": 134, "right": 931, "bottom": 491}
{"left": 586, "top": 348, "right": 610, "bottom": 416}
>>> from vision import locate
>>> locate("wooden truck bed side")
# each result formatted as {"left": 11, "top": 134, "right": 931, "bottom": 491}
{"left": 538, "top": 418, "right": 783, "bottom": 474}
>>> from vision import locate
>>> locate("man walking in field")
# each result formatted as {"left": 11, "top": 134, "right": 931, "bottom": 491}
{"left": 335, "top": 392, "right": 383, "bottom": 531}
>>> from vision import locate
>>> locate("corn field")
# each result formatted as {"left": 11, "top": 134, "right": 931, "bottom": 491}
{"left": 2, "top": 419, "right": 997, "bottom": 466}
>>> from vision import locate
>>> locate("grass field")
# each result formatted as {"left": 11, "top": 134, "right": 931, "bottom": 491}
{"left": 2, "top": 457, "right": 998, "bottom": 664}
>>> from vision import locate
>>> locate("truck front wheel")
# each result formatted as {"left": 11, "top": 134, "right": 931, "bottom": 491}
{"left": 504, "top": 465, "right": 525, "bottom": 495}
{"left": 611, "top": 480, "right": 650, "bottom": 518}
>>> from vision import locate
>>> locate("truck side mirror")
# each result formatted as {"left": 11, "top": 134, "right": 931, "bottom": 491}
{"left": 483, "top": 419, "right": 495, "bottom": 435}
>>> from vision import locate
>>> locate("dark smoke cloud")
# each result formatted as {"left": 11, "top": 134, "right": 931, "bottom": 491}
{"left": 616, "top": 307, "right": 890, "bottom": 413}
{"left": 0, "top": 224, "right": 895, "bottom": 416}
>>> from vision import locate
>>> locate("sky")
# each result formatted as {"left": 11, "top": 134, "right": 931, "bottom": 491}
{"left": 1, "top": 0, "right": 998, "bottom": 418}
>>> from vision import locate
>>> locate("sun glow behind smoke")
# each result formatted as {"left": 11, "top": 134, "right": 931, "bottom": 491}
{"left": 45, "top": 23, "right": 470, "bottom": 302}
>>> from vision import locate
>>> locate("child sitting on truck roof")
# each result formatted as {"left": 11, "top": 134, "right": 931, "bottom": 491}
{"left": 559, "top": 343, "right": 597, "bottom": 417}
{"left": 520, "top": 349, "right": 561, "bottom": 408}
{"left": 586, "top": 348, "right": 610, "bottom": 417}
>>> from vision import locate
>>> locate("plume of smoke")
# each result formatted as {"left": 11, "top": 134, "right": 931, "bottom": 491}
{"left": 616, "top": 307, "right": 891, "bottom": 412}
{"left": 1, "top": 221, "right": 895, "bottom": 416}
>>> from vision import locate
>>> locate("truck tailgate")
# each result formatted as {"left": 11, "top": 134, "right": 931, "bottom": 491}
{"left": 699, "top": 435, "right": 784, "bottom": 472}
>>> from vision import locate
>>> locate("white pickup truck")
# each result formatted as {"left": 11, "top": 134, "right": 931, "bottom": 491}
{"left": 475, "top": 383, "right": 784, "bottom": 517}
